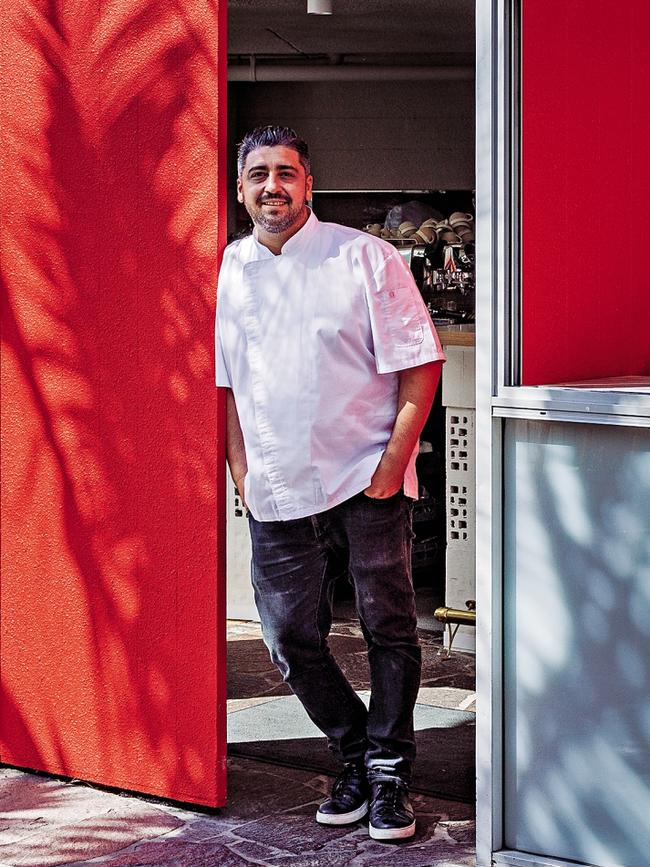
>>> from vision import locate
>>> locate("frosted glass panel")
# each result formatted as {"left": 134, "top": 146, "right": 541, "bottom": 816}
{"left": 504, "top": 420, "right": 650, "bottom": 866}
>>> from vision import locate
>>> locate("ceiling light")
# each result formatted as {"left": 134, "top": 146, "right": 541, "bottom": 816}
{"left": 307, "top": 0, "right": 332, "bottom": 14}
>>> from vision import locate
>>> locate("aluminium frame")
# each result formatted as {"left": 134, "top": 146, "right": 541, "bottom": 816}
{"left": 475, "top": 1, "right": 649, "bottom": 865}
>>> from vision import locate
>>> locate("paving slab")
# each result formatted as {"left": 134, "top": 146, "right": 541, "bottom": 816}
{"left": 415, "top": 687, "right": 475, "bottom": 710}
{"left": 228, "top": 692, "right": 474, "bottom": 745}
{"left": 227, "top": 622, "right": 476, "bottom": 701}
{"left": 234, "top": 802, "right": 356, "bottom": 853}
{"left": 0, "top": 801, "right": 182, "bottom": 866}
{"left": 76, "top": 837, "right": 249, "bottom": 867}
{"left": 0, "top": 758, "right": 475, "bottom": 866}
{"left": 0, "top": 768, "right": 183, "bottom": 866}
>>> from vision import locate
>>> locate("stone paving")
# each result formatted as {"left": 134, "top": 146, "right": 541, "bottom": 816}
{"left": 227, "top": 620, "right": 476, "bottom": 703}
{"left": 0, "top": 619, "right": 476, "bottom": 866}
{"left": 0, "top": 759, "right": 475, "bottom": 866}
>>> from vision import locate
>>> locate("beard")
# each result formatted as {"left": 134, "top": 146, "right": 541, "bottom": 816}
{"left": 247, "top": 193, "right": 308, "bottom": 234}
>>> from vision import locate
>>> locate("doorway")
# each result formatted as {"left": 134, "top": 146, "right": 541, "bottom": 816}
{"left": 223, "top": 0, "right": 478, "bottom": 857}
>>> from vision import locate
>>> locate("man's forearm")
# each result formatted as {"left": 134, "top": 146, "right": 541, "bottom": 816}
{"left": 385, "top": 360, "right": 443, "bottom": 470}
{"left": 226, "top": 388, "right": 248, "bottom": 495}
{"left": 365, "top": 360, "right": 442, "bottom": 498}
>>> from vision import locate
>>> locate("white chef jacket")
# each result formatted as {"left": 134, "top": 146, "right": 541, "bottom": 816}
{"left": 215, "top": 211, "right": 445, "bottom": 522}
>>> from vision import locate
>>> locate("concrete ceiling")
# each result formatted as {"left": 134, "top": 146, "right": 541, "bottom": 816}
{"left": 228, "top": 0, "right": 475, "bottom": 62}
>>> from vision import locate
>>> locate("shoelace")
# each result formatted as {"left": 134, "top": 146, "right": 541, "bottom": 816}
{"left": 333, "top": 764, "right": 362, "bottom": 797}
{"left": 372, "top": 780, "right": 407, "bottom": 813}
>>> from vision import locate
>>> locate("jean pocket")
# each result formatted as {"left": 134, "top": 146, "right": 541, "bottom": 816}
{"left": 363, "top": 489, "right": 403, "bottom": 504}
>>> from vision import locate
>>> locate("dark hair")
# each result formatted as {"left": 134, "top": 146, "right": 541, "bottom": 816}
{"left": 237, "top": 125, "right": 311, "bottom": 177}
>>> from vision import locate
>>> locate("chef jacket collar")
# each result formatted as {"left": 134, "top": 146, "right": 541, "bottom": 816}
{"left": 251, "top": 208, "right": 318, "bottom": 259}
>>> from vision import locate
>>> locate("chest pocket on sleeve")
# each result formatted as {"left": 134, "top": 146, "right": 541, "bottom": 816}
{"left": 381, "top": 285, "right": 425, "bottom": 347}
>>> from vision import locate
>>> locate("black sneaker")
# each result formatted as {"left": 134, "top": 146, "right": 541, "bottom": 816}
{"left": 316, "top": 762, "right": 369, "bottom": 826}
{"left": 368, "top": 778, "right": 416, "bottom": 841}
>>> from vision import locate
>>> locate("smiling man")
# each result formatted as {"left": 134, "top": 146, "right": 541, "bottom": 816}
{"left": 215, "top": 126, "right": 445, "bottom": 841}
{"left": 239, "top": 149, "right": 311, "bottom": 241}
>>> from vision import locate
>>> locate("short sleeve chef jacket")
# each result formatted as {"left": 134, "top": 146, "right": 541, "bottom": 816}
{"left": 215, "top": 211, "right": 445, "bottom": 522}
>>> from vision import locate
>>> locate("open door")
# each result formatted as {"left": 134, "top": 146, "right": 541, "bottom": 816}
{"left": 1, "top": 0, "right": 229, "bottom": 807}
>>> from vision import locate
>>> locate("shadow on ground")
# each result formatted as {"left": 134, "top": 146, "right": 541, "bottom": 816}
{"left": 0, "top": 760, "right": 475, "bottom": 867}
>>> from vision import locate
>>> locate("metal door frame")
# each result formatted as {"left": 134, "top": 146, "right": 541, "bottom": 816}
{"left": 475, "top": 2, "right": 650, "bottom": 864}
{"left": 475, "top": 3, "right": 506, "bottom": 861}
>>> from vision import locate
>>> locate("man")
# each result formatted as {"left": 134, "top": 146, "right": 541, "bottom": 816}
{"left": 215, "top": 126, "right": 445, "bottom": 841}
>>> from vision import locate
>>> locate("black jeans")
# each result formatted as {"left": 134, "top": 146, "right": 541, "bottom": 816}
{"left": 248, "top": 490, "right": 421, "bottom": 783}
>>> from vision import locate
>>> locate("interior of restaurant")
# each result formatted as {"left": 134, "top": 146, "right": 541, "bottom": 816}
{"left": 224, "top": 0, "right": 478, "bottom": 804}
{"left": 221, "top": 0, "right": 476, "bottom": 804}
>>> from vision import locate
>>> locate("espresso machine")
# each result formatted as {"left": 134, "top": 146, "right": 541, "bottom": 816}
{"left": 387, "top": 238, "right": 475, "bottom": 324}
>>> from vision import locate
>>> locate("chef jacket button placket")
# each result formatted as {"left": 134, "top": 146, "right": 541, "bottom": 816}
{"left": 243, "top": 261, "right": 293, "bottom": 516}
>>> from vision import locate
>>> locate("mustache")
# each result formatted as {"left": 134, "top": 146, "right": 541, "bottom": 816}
{"left": 257, "top": 195, "right": 291, "bottom": 204}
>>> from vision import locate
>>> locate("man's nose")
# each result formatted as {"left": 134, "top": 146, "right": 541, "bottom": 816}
{"left": 264, "top": 172, "right": 282, "bottom": 193}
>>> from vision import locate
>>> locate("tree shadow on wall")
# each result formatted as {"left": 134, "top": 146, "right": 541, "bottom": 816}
{"left": 2, "top": 1, "right": 225, "bottom": 807}
{"left": 502, "top": 422, "right": 650, "bottom": 865}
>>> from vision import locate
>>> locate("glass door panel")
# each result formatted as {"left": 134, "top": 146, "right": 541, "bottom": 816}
{"left": 503, "top": 419, "right": 650, "bottom": 865}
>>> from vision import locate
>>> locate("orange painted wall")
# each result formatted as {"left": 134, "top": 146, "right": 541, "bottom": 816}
{"left": 521, "top": 0, "right": 650, "bottom": 384}
{"left": 0, "top": 0, "right": 228, "bottom": 806}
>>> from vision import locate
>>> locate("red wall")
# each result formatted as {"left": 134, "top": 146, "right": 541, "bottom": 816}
{"left": 521, "top": 0, "right": 650, "bottom": 384}
{"left": 1, "top": 1, "right": 228, "bottom": 806}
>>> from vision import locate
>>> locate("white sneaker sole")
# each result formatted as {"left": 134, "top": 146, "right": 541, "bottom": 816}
{"left": 369, "top": 819, "right": 416, "bottom": 840}
{"left": 316, "top": 800, "right": 369, "bottom": 825}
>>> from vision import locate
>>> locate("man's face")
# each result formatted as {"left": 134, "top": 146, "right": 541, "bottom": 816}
{"left": 237, "top": 145, "right": 313, "bottom": 235}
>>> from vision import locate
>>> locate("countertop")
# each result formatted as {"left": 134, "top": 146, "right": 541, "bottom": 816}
{"left": 436, "top": 325, "right": 475, "bottom": 347}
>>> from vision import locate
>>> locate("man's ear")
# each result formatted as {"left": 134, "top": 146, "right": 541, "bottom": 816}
{"left": 236, "top": 177, "right": 244, "bottom": 204}
{"left": 306, "top": 174, "right": 314, "bottom": 200}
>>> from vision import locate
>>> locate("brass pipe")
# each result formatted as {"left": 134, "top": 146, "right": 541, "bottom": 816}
{"left": 434, "top": 606, "right": 476, "bottom": 627}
